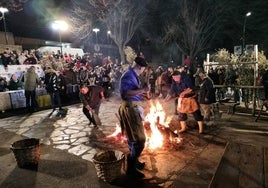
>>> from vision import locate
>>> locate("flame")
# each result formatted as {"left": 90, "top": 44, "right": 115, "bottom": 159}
{"left": 107, "top": 101, "right": 175, "bottom": 150}
{"left": 144, "top": 101, "right": 171, "bottom": 150}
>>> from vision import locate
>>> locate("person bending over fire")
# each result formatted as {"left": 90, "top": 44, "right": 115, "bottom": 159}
{"left": 164, "top": 71, "right": 204, "bottom": 134}
{"left": 118, "top": 56, "right": 150, "bottom": 178}
{"left": 79, "top": 84, "right": 105, "bottom": 128}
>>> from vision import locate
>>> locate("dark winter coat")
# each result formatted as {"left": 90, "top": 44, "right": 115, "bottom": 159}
{"left": 198, "top": 77, "right": 216, "bottom": 104}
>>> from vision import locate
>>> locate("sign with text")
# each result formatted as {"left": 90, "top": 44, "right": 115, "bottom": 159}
{"left": 234, "top": 45, "right": 242, "bottom": 55}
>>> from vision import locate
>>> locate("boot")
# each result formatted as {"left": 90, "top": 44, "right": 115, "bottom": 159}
{"left": 178, "top": 121, "right": 187, "bottom": 133}
{"left": 197, "top": 121, "right": 204, "bottom": 134}
{"left": 126, "top": 155, "right": 145, "bottom": 178}
{"left": 136, "top": 158, "right": 145, "bottom": 170}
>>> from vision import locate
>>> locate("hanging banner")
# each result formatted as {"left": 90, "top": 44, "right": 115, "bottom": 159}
{"left": 0, "top": 64, "right": 44, "bottom": 81}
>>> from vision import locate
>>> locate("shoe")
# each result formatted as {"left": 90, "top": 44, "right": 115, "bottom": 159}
{"left": 126, "top": 155, "right": 145, "bottom": 178}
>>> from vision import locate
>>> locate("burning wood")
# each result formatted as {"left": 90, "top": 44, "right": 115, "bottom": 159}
{"left": 108, "top": 101, "right": 183, "bottom": 150}
{"left": 144, "top": 115, "right": 180, "bottom": 148}
{"left": 156, "top": 116, "right": 178, "bottom": 138}
{"left": 107, "top": 123, "right": 127, "bottom": 143}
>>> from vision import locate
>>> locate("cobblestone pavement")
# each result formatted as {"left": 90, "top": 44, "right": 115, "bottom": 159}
{"left": 0, "top": 95, "right": 268, "bottom": 187}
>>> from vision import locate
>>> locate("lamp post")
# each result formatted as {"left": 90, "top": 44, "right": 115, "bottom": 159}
{"left": 107, "top": 30, "right": 111, "bottom": 44}
{"left": 242, "top": 12, "right": 252, "bottom": 53}
{"left": 107, "top": 30, "right": 111, "bottom": 55}
{"left": 51, "top": 20, "right": 68, "bottom": 55}
{"left": 0, "top": 7, "right": 9, "bottom": 45}
{"left": 92, "top": 28, "right": 100, "bottom": 44}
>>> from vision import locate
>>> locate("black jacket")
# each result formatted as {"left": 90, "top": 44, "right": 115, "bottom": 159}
{"left": 198, "top": 77, "right": 216, "bottom": 104}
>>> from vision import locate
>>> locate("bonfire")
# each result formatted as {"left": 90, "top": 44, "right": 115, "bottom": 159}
{"left": 107, "top": 100, "right": 183, "bottom": 150}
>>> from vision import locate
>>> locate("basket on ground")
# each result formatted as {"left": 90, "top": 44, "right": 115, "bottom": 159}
{"left": 10, "top": 138, "right": 41, "bottom": 168}
{"left": 93, "top": 150, "right": 125, "bottom": 182}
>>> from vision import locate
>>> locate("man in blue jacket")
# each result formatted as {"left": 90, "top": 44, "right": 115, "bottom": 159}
{"left": 118, "top": 56, "right": 150, "bottom": 178}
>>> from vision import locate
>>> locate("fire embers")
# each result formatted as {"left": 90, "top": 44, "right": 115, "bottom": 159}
{"left": 107, "top": 123, "right": 127, "bottom": 143}
{"left": 143, "top": 101, "right": 183, "bottom": 150}
{"left": 107, "top": 101, "right": 183, "bottom": 150}
{"left": 144, "top": 119, "right": 183, "bottom": 151}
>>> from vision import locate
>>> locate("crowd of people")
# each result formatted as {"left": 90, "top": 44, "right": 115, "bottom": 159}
{"left": 1, "top": 46, "right": 268, "bottom": 179}
{"left": 0, "top": 48, "right": 124, "bottom": 97}
{"left": 117, "top": 55, "right": 217, "bottom": 178}
{"left": 1, "top": 47, "right": 267, "bottom": 109}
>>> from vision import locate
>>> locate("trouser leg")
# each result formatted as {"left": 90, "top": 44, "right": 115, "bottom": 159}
{"left": 126, "top": 154, "right": 144, "bottom": 178}
{"left": 25, "top": 90, "right": 31, "bottom": 110}
{"left": 126, "top": 141, "right": 145, "bottom": 177}
{"left": 55, "top": 92, "right": 62, "bottom": 109}
{"left": 49, "top": 93, "right": 55, "bottom": 109}
{"left": 30, "top": 90, "right": 37, "bottom": 110}
{"left": 82, "top": 106, "right": 93, "bottom": 123}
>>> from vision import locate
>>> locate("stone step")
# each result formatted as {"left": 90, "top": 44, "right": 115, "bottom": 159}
{"left": 209, "top": 142, "right": 264, "bottom": 188}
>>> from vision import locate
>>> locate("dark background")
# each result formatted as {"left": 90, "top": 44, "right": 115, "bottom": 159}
{"left": 0, "top": 0, "right": 267, "bottom": 55}
{"left": 0, "top": 0, "right": 71, "bottom": 41}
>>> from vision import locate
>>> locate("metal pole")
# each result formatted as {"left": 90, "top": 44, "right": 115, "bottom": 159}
{"left": 2, "top": 13, "right": 8, "bottom": 44}
{"left": 242, "top": 18, "right": 246, "bottom": 53}
{"left": 242, "top": 12, "right": 251, "bottom": 54}
{"left": 59, "top": 31, "right": 62, "bottom": 55}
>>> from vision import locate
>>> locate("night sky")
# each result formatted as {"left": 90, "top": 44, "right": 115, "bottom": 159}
{"left": 1, "top": 0, "right": 71, "bottom": 41}
{"left": 0, "top": 0, "right": 267, "bottom": 54}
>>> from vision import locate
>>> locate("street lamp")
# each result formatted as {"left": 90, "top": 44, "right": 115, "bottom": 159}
{"left": 242, "top": 11, "right": 252, "bottom": 53}
{"left": 93, "top": 28, "right": 100, "bottom": 44}
{"left": 107, "top": 30, "right": 111, "bottom": 44}
{"left": 0, "top": 7, "right": 9, "bottom": 45}
{"left": 51, "top": 20, "right": 68, "bottom": 55}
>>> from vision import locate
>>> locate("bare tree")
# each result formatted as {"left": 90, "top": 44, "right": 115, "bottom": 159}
{"left": 69, "top": 1, "right": 95, "bottom": 41}
{"left": 70, "top": 0, "right": 146, "bottom": 63}
{"left": 101, "top": 0, "right": 145, "bottom": 63}
{"left": 163, "top": 0, "right": 230, "bottom": 62}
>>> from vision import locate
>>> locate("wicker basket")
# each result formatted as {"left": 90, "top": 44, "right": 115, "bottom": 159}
{"left": 10, "top": 138, "right": 41, "bottom": 169}
{"left": 93, "top": 150, "right": 125, "bottom": 182}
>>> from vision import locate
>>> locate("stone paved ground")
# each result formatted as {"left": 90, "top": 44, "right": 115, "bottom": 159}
{"left": 0, "top": 95, "right": 268, "bottom": 187}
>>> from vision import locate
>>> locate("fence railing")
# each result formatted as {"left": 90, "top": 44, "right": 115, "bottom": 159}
{"left": 214, "top": 85, "right": 265, "bottom": 115}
